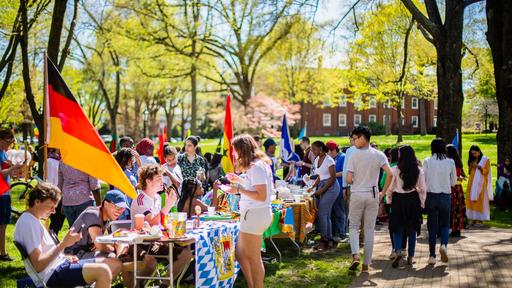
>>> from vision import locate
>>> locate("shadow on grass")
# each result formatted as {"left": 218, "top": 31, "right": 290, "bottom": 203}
{"left": 234, "top": 238, "right": 354, "bottom": 288}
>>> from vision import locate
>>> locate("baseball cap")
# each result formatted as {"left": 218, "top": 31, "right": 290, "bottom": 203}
{"left": 104, "top": 190, "right": 129, "bottom": 209}
{"left": 326, "top": 140, "right": 339, "bottom": 151}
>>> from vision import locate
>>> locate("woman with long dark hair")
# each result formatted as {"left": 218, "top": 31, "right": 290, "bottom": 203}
{"left": 177, "top": 136, "right": 208, "bottom": 182}
{"left": 308, "top": 141, "right": 340, "bottom": 250}
{"left": 386, "top": 145, "right": 426, "bottom": 267}
{"left": 423, "top": 138, "right": 457, "bottom": 266}
{"left": 446, "top": 144, "right": 468, "bottom": 236}
{"left": 225, "top": 134, "right": 273, "bottom": 288}
{"left": 466, "top": 145, "right": 493, "bottom": 224}
{"left": 177, "top": 178, "right": 210, "bottom": 218}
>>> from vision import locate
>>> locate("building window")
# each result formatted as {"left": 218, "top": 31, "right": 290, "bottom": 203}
{"left": 383, "top": 115, "right": 387, "bottom": 125}
{"left": 434, "top": 98, "right": 438, "bottom": 110}
{"left": 401, "top": 99, "right": 405, "bottom": 109}
{"left": 339, "top": 95, "right": 347, "bottom": 107}
{"left": 369, "top": 114, "right": 376, "bottom": 123}
{"left": 433, "top": 116, "right": 437, "bottom": 127}
{"left": 412, "top": 116, "right": 418, "bottom": 128}
{"left": 323, "top": 113, "right": 331, "bottom": 127}
{"left": 338, "top": 113, "right": 347, "bottom": 127}
{"left": 369, "top": 96, "right": 376, "bottom": 108}
{"left": 412, "top": 97, "right": 418, "bottom": 109}
{"left": 354, "top": 114, "right": 362, "bottom": 126}
{"left": 401, "top": 117, "right": 405, "bottom": 126}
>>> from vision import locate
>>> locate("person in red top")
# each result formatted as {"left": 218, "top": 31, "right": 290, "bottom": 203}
{"left": 446, "top": 144, "right": 468, "bottom": 237}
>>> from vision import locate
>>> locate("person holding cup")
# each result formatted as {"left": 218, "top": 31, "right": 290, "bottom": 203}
{"left": 177, "top": 136, "right": 208, "bottom": 182}
{"left": 224, "top": 134, "right": 273, "bottom": 288}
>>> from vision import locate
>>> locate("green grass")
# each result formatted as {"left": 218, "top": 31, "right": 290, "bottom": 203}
{"left": 1, "top": 133, "right": 505, "bottom": 287}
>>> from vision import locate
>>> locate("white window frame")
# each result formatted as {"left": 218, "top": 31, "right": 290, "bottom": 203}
{"left": 433, "top": 116, "right": 437, "bottom": 127}
{"left": 369, "top": 114, "right": 377, "bottom": 123}
{"left": 369, "top": 96, "right": 376, "bottom": 108}
{"left": 411, "top": 97, "right": 418, "bottom": 109}
{"left": 338, "top": 113, "right": 347, "bottom": 127}
{"left": 412, "top": 116, "right": 419, "bottom": 128}
{"left": 323, "top": 113, "right": 332, "bottom": 127}
{"left": 434, "top": 98, "right": 438, "bottom": 110}
{"left": 401, "top": 100, "right": 405, "bottom": 109}
{"left": 401, "top": 117, "right": 405, "bottom": 126}
{"left": 383, "top": 115, "right": 387, "bottom": 125}
{"left": 339, "top": 95, "right": 347, "bottom": 107}
{"left": 354, "top": 114, "right": 362, "bottom": 126}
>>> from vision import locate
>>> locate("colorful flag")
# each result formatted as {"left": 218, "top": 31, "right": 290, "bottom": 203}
{"left": 280, "top": 114, "right": 300, "bottom": 162}
{"left": 298, "top": 121, "right": 307, "bottom": 140}
{"left": 157, "top": 127, "right": 167, "bottom": 163}
{"left": 221, "top": 93, "right": 234, "bottom": 173}
{"left": 45, "top": 56, "right": 136, "bottom": 199}
{"left": 451, "top": 129, "right": 459, "bottom": 151}
{"left": 0, "top": 174, "right": 9, "bottom": 196}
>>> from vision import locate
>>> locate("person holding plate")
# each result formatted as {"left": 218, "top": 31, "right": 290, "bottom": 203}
{"left": 224, "top": 134, "right": 273, "bottom": 288}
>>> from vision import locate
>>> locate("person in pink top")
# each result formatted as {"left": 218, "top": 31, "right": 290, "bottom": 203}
{"left": 385, "top": 145, "right": 426, "bottom": 268}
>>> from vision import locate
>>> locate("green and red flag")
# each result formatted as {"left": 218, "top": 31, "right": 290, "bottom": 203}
{"left": 45, "top": 56, "right": 136, "bottom": 199}
{"left": 221, "top": 93, "right": 234, "bottom": 173}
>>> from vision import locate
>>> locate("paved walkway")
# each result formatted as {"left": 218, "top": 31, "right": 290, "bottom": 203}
{"left": 349, "top": 224, "right": 512, "bottom": 287}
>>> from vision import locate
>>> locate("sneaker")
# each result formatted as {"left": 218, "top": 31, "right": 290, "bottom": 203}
{"left": 349, "top": 256, "right": 360, "bottom": 271}
{"left": 332, "top": 236, "right": 342, "bottom": 243}
{"left": 389, "top": 251, "right": 397, "bottom": 260}
{"left": 428, "top": 256, "right": 436, "bottom": 265}
{"left": 440, "top": 245, "right": 449, "bottom": 263}
{"left": 361, "top": 264, "right": 369, "bottom": 273}
{"left": 392, "top": 251, "right": 402, "bottom": 268}
{"left": 0, "top": 254, "right": 14, "bottom": 261}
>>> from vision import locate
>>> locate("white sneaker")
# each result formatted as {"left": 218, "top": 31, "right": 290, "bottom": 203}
{"left": 428, "top": 256, "right": 436, "bottom": 265}
{"left": 440, "top": 245, "right": 449, "bottom": 263}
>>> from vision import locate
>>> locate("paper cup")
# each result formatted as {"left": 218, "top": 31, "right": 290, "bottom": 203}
{"left": 134, "top": 214, "right": 144, "bottom": 230}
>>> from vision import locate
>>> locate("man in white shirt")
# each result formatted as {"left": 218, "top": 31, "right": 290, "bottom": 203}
{"left": 14, "top": 182, "right": 121, "bottom": 288}
{"left": 346, "top": 126, "right": 393, "bottom": 272}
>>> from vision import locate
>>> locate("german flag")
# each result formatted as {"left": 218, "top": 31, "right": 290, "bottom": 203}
{"left": 220, "top": 93, "right": 234, "bottom": 173}
{"left": 45, "top": 57, "right": 136, "bottom": 199}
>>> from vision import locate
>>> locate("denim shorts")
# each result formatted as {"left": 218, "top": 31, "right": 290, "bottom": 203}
{"left": 46, "top": 258, "right": 95, "bottom": 287}
{"left": 0, "top": 195, "right": 11, "bottom": 225}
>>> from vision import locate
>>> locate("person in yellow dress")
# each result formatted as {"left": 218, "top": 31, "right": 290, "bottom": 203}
{"left": 466, "top": 145, "right": 493, "bottom": 223}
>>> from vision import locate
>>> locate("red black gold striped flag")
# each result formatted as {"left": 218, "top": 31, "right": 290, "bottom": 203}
{"left": 45, "top": 57, "right": 136, "bottom": 199}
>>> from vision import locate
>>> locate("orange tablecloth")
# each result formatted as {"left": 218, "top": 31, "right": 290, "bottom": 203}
{"left": 273, "top": 197, "right": 317, "bottom": 243}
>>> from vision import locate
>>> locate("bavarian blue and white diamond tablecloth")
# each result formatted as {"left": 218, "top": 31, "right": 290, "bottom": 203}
{"left": 187, "top": 221, "right": 240, "bottom": 288}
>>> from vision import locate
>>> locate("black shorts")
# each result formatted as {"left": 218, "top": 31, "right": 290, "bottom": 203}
{"left": 46, "top": 258, "right": 95, "bottom": 287}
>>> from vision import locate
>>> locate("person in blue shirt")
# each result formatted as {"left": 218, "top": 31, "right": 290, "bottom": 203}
{"left": 327, "top": 140, "right": 347, "bottom": 242}
{"left": 263, "top": 138, "right": 280, "bottom": 181}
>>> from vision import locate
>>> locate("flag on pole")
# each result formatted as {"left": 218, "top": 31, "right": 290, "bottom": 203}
{"left": 280, "top": 114, "right": 300, "bottom": 162}
{"left": 0, "top": 174, "right": 9, "bottom": 196}
{"left": 45, "top": 56, "right": 136, "bottom": 199}
{"left": 221, "top": 93, "right": 234, "bottom": 173}
{"left": 298, "top": 121, "right": 307, "bottom": 140}
{"left": 451, "top": 129, "right": 459, "bottom": 151}
{"left": 157, "top": 128, "right": 165, "bottom": 163}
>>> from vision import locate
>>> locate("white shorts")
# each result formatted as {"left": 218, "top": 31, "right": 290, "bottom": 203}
{"left": 240, "top": 207, "right": 273, "bottom": 235}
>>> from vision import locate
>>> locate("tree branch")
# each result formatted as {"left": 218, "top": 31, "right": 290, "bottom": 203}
{"left": 401, "top": 0, "right": 439, "bottom": 41}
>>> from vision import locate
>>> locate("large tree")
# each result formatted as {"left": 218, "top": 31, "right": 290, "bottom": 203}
{"left": 486, "top": 0, "right": 512, "bottom": 162}
{"left": 400, "top": 0, "right": 484, "bottom": 150}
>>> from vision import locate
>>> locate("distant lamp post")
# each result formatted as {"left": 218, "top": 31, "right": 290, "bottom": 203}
{"left": 143, "top": 109, "right": 149, "bottom": 138}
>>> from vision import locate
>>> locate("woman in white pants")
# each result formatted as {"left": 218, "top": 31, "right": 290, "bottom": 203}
{"left": 226, "top": 134, "right": 273, "bottom": 288}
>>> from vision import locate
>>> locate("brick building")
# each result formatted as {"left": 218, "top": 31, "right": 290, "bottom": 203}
{"left": 303, "top": 95, "right": 437, "bottom": 136}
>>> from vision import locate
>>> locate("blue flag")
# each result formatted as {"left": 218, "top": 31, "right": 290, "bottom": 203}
{"left": 451, "top": 129, "right": 459, "bottom": 151}
{"left": 280, "top": 114, "right": 300, "bottom": 162}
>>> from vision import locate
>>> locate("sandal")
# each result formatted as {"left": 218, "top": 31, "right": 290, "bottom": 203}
{"left": 349, "top": 256, "right": 360, "bottom": 271}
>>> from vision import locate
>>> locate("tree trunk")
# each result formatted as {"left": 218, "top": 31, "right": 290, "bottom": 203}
{"left": 434, "top": 2, "right": 464, "bottom": 152}
{"left": 419, "top": 98, "right": 427, "bottom": 135}
{"left": 190, "top": 63, "right": 197, "bottom": 135}
{"left": 396, "top": 103, "right": 403, "bottom": 143}
{"left": 486, "top": 0, "right": 512, "bottom": 163}
{"left": 47, "top": 0, "right": 68, "bottom": 66}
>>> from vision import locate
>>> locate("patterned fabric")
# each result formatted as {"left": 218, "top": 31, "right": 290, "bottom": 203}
{"left": 178, "top": 153, "right": 208, "bottom": 180}
{"left": 451, "top": 184, "right": 468, "bottom": 231}
{"left": 187, "top": 221, "right": 240, "bottom": 288}
{"left": 58, "top": 162, "right": 100, "bottom": 206}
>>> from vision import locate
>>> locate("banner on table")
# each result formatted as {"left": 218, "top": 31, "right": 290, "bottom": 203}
{"left": 45, "top": 56, "right": 136, "bottom": 199}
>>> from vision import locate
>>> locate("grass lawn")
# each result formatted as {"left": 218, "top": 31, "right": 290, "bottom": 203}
{"left": 1, "top": 133, "right": 506, "bottom": 287}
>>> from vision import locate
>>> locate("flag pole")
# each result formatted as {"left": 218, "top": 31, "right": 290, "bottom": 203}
{"left": 43, "top": 52, "right": 48, "bottom": 182}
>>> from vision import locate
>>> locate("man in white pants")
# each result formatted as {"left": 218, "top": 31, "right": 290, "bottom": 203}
{"left": 346, "top": 126, "right": 393, "bottom": 272}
